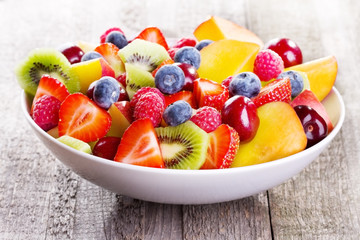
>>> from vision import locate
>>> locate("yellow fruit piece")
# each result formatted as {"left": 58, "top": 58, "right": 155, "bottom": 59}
{"left": 286, "top": 56, "right": 337, "bottom": 101}
{"left": 197, "top": 39, "right": 260, "bottom": 83}
{"left": 231, "top": 102, "right": 307, "bottom": 167}
{"left": 107, "top": 103, "right": 131, "bottom": 138}
{"left": 76, "top": 41, "right": 97, "bottom": 53}
{"left": 193, "top": 16, "right": 264, "bottom": 47}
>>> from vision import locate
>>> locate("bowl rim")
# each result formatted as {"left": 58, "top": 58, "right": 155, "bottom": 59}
{"left": 21, "top": 87, "right": 345, "bottom": 176}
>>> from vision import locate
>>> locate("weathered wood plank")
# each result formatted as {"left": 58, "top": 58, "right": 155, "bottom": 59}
{"left": 247, "top": 0, "right": 360, "bottom": 239}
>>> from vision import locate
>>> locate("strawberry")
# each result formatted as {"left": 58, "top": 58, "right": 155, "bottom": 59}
{"left": 133, "top": 92, "right": 165, "bottom": 127}
{"left": 152, "top": 58, "right": 175, "bottom": 77}
{"left": 58, "top": 93, "right": 112, "bottom": 142}
{"left": 252, "top": 77, "right": 292, "bottom": 107}
{"left": 32, "top": 95, "right": 61, "bottom": 131}
{"left": 114, "top": 118, "right": 165, "bottom": 168}
{"left": 201, "top": 124, "right": 240, "bottom": 169}
{"left": 193, "top": 78, "right": 229, "bottom": 111}
{"left": 100, "top": 27, "right": 125, "bottom": 43}
{"left": 31, "top": 75, "right": 70, "bottom": 114}
{"left": 95, "top": 43, "right": 124, "bottom": 77}
{"left": 190, "top": 106, "right": 221, "bottom": 133}
{"left": 172, "top": 37, "right": 197, "bottom": 48}
{"left": 164, "top": 90, "right": 197, "bottom": 108}
{"left": 134, "top": 27, "right": 169, "bottom": 50}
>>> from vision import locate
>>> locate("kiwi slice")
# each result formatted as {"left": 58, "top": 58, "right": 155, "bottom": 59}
{"left": 155, "top": 121, "right": 210, "bottom": 169}
{"left": 57, "top": 135, "right": 92, "bottom": 154}
{"left": 118, "top": 39, "right": 170, "bottom": 72}
{"left": 125, "top": 63, "right": 155, "bottom": 99}
{"left": 15, "top": 48, "right": 80, "bottom": 96}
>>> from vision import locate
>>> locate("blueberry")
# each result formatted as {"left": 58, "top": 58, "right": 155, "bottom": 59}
{"left": 174, "top": 47, "right": 201, "bottom": 69}
{"left": 105, "top": 31, "right": 128, "bottom": 49}
{"left": 229, "top": 72, "right": 261, "bottom": 98}
{"left": 163, "top": 100, "right": 192, "bottom": 126}
{"left": 92, "top": 76, "right": 121, "bottom": 109}
{"left": 277, "top": 70, "right": 304, "bottom": 98}
{"left": 81, "top": 51, "right": 103, "bottom": 62}
{"left": 195, "top": 39, "right": 213, "bottom": 51}
{"left": 155, "top": 65, "right": 185, "bottom": 94}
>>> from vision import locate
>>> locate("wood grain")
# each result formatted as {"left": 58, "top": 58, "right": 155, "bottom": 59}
{"left": 1, "top": 0, "right": 359, "bottom": 239}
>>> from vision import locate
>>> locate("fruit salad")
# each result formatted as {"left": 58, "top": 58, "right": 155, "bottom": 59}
{"left": 16, "top": 16, "right": 338, "bottom": 169}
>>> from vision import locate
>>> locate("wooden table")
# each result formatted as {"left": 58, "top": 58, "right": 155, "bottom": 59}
{"left": 1, "top": 0, "right": 359, "bottom": 239}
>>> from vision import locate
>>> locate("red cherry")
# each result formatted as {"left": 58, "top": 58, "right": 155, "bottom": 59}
{"left": 264, "top": 38, "right": 303, "bottom": 68}
{"left": 173, "top": 62, "right": 199, "bottom": 91}
{"left": 93, "top": 136, "right": 121, "bottom": 160}
{"left": 221, "top": 95, "right": 259, "bottom": 142}
{"left": 293, "top": 105, "right": 328, "bottom": 148}
{"left": 59, "top": 43, "right": 84, "bottom": 64}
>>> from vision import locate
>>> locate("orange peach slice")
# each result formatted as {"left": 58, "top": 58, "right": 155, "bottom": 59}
{"left": 286, "top": 56, "right": 337, "bottom": 101}
{"left": 193, "top": 16, "right": 264, "bottom": 48}
{"left": 197, "top": 39, "right": 260, "bottom": 83}
{"left": 231, "top": 102, "right": 307, "bottom": 167}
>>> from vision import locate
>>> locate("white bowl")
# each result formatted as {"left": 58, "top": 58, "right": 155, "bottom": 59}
{"left": 21, "top": 88, "right": 345, "bottom": 204}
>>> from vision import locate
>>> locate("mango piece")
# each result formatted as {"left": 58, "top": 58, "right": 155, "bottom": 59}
{"left": 286, "top": 56, "right": 337, "bottom": 101}
{"left": 231, "top": 102, "right": 307, "bottom": 167}
{"left": 197, "top": 39, "right": 260, "bottom": 83}
{"left": 71, "top": 58, "right": 115, "bottom": 93}
{"left": 193, "top": 16, "right": 264, "bottom": 48}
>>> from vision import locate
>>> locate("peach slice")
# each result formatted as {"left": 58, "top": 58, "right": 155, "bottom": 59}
{"left": 231, "top": 102, "right": 307, "bottom": 167}
{"left": 197, "top": 39, "right": 260, "bottom": 83}
{"left": 291, "top": 89, "right": 334, "bottom": 133}
{"left": 286, "top": 56, "right": 337, "bottom": 101}
{"left": 107, "top": 101, "right": 132, "bottom": 138}
{"left": 193, "top": 16, "right": 264, "bottom": 48}
{"left": 71, "top": 58, "right": 115, "bottom": 93}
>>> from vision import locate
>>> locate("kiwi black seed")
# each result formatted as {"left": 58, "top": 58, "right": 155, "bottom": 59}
{"left": 125, "top": 63, "right": 156, "bottom": 99}
{"left": 15, "top": 48, "right": 80, "bottom": 96}
{"left": 155, "top": 121, "right": 210, "bottom": 169}
{"left": 118, "top": 39, "right": 170, "bottom": 72}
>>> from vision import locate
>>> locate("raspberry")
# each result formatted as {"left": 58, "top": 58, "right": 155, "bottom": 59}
{"left": 167, "top": 48, "right": 179, "bottom": 60}
{"left": 32, "top": 95, "right": 61, "bottom": 131}
{"left": 253, "top": 49, "right": 284, "bottom": 81}
{"left": 130, "top": 87, "right": 165, "bottom": 109}
{"left": 190, "top": 106, "right": 221, "bottom": 133}
{"left": 100, "top": 27, "right": 125, "bottom": 43}
{"left": 133, "top": 92, "right": 165, "bottom": 127}
{"left": 172, "top": 37, "right": 197, "bottom": 48}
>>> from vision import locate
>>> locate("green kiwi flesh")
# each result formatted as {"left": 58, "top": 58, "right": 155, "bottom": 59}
{"left": 16, "top": 48, "right": 80, "bottom": 96}
{"left": 57, "top": 135, "right": 92, "bottom": 154}
{"left": 155, "top": 121, "right": 210, "bottom": 169}
{"left": 125, "top": 63, "right": 155, "bottom": 99}
{"left": 118, "top": 39, "right": 170, "bottom": 72}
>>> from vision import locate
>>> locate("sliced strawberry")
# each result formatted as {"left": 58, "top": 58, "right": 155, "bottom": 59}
{"left": 152, "top": 58, "right": 175, "bottom": 77}
{"left": 164, "top": 90, "right": 197, "bottom": 108}
{"left": 193, "top": 78, "right": 229, "bottom": 111}
{"left": 95, "top": 43, "right": 125, "bottom": 77}
{"left": 58, "top": 93, "right": 112, "bottom": 143}
{"left": 201, "top": 124, "right": 240, "bottom": 169}
{"left": 114, "top": 118, "right": 165, "bottom": 168}
{"left": 31, "top": 75, "right": 70, "bottom": 114}
{"left": 100, "top": 27, "right": 125, "bottom": 43}
{"left": 252, "top": 77, "right": 291, "bottom": 107}
{"left": 134, "top": 27, "right": 169, "bottom": 50}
